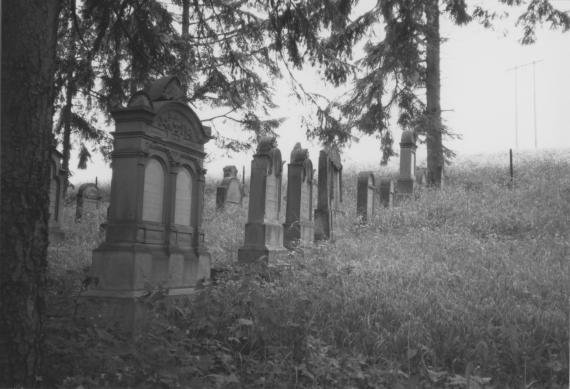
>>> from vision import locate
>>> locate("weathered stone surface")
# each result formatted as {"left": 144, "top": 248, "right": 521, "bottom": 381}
{"left": 397, "top": 130, "right": 417, "bottom": 199}
{"left": 76, "top": 182, "right": 102, "bottom": 221}
{"left": 84, "top": 76, "right": 212, "bottom": 330}
{"left": 238, "top": 136, "right": 287, "bottom": 263}
{"left": 283, "top": 143, "right": 314, "bottom": 249}
{"left": 216, "top": 165, "right": 243, "bottom": 209}
{"left": 378, "top": 179, "right": 395, "bottom": 208}
{"left": 357, "top": 171, "right": 375, "bottom": 223}
{"left": 314, "top": 146, "right": 342, "bottom": 242}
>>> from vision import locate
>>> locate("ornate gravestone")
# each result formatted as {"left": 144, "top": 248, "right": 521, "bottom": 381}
{"left": 76, "top": 183, "right": 102, "bottom": 221}
{"left": 283, "top": 143, "right": 314, "bottom": 249}
{"left": 397, "top": 130, "right": 417, "bottom": 199}
{"left": 314, "top": 146, "right": 342, "bottom": 242}
{"left": 216, "top": 165, "right": 243, "bottom": 210}
{"left": 83, "top": 76, "right": 212, "bottom": 328}
{"left": 49, "top": 149, "right": 66, "bottom": 242}
{"left": 357, "top": 171, "right": 375, "bottom": 223}
{"left": 238, "top": 136, "right": 287, "bottom": 263}
{"left": 378, "top": 179, "right": 395, "bottom": 208}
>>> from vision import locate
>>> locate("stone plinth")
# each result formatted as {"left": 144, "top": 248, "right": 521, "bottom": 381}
{"left": 82, "top": 76, "right": 212, "bottom": 329}
{"left": 49, "top": 149, "right": 66, "bottom": 242}
{"left": 357, "top": 171, "right": 375, "bottom": 223}
{"left": 283, "top": 143, "right": 314, "bottom": 249}
{"left": 238, "top": 137, "right": 287, "bottom": 263}
{"left": 216, "top": 165, "right": 243, "bottom": 210}
{"left": 314, "top": 146, "right": 342, "bottom": 242}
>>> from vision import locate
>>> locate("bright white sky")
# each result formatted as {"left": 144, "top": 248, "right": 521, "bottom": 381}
{"left": 70, "top": 1, "right": 570, "bottom": 185}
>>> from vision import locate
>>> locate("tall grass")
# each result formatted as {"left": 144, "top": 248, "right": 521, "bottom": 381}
{"left": 45, "top": 151, "right": 569, "bottom": 388}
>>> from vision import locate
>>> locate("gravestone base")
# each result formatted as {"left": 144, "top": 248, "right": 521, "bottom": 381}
{"left": 238, "top": 222, "right": 287, "bottom": 263}
{"left": 314, "top": 209, "right": 333, "bottom": 242}
{"left": 283, "top": 221, "right": 314, "bottom": 250}
{"left": 88, "top": 244, "right": 209, "bottom": 295}
{"left": 396, "top": 179, "right": 415, "bottom": 205}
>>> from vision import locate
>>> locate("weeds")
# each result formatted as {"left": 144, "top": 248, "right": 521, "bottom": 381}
{"left": 45, "top": 151, "right": 569, "bottom": 388}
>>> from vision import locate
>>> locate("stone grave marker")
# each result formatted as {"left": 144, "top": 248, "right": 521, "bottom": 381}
{"left": 415, "top": 167, "right": 427, "bottom": 187}
{"left": 357, "top": 171, "right": 375, "bottom": 223}
{"left": 216, "top": 165, "right": 243, "bottom": 210}
{"left": 238, "top": 136, "right": 287, "bottom": 263}
{"left": 396, "top": 130, "right": 417, "bottom": 199}
{"left": 76, "top": 183, "right": 102, "bottom": 221}
{"left": 283, "top": 143, "right": 314, "bottom": 249}
{"left": 49, "top": 149, "right": 66, "bottom": 242}
{"left": 378, "top": 178, "right": 395, "bottom": 208}
{"left": 314, "top": 146, "right": 342, "bottom": 242}
{"left": 83, "top": 76, "right": 212, "bottom": 329}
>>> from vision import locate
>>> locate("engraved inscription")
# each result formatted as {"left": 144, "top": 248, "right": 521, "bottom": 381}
{"left": 142, "top": 159, "right": 164, "bottom": 223}
{"left": 154, "top": 110, "right": 193, "bottom": 142}
{"left": 174, "top": 169, "right": 192, "bottom": 225}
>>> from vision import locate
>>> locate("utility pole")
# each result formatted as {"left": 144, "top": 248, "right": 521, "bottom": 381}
{"left": 506, "top": 59, "right": 543, "bottom": 150}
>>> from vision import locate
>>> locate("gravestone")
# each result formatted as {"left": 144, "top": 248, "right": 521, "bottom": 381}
{"left": 238, "top": 136, "right": 287, "bottom": 263}
{"left": 49, "top": 149, "right": 66, "bottom": 242}
{"left": 397, "top": 130, "right": 417, "bottom": 198}
{"left": 216, "top": 165, "right": 243, "bottom": 210}
{"left": 378, "top": 178, "right": 395, "bottom": 208}
{"left": 356, "top": 171, "right": 375, "bottom": 223}
{"left": 76, "top": 183, "right": 102, "bottom": 221}
{"left": 415, "top": 167, "right": 427, "bottom": 187}
{"left": 314, "top": 146, "right": 342, "bottom": 242}
{"left": 283, "top": 143, "right": 314, "bottom": 249}
{"left": 83, "top": 76, "right": 212, "bottom": 329}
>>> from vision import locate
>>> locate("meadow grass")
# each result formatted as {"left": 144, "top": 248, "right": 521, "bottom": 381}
{"left": 45, "top": 150, "right": 569, "bottom": 388}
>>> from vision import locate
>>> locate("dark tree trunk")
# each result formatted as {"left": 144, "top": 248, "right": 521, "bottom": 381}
{"left": 0, "top": 0, "right": 61, "bottom": 387}
{"left": 180, "top": 0, "right": 190, "bottom": 91}
{"left": 425, "top": 0, "right": 443, "bottom": 187}
{"left": 61, "top": 1, "right": 76, "bottom": 197}
{"left": 62, "top": 64, "right": 74, "bottom": 197}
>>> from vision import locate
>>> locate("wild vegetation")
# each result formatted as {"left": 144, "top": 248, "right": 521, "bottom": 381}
{"left": 45, "top": 150, "right": 569, "bottom": 388}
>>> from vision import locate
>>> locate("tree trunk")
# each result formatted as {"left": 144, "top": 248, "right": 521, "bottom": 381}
{"left": 180, "top": 0, "right": 190, "bottom": 92}
{"left": 61, "top": 1, "right": 76, "bottom": 197}
{"left": 425, "top": 0, "right": 443, "bottom": 187}
{"left": 0, "top": 0, "right": 61, "bottom": 387}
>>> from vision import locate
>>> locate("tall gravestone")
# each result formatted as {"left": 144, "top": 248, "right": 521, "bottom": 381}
{"left": 283, "top": 143, "right": 314, "bottom": 249}
{"left": 216, "top": 165, "right": 243, "bottom": 210}
{"left": 84, "top": 76, "right": 212, "bottom": 328}
{"left": 378, "top": 178, "right": 395, "bottom": 208}
{"left": 356, "top": 171, "right": 375, "bottom": 223}
{"left": 49, "top": 149, "right": 66, "bottom": 242}
{"left": 397, "top": 130, "right": 417, "bottom": 198}
{"left": 76, "top": 183, "right": 102, "bottom": 221}
{"left": 314, "top": 146, "right": 342, "bottom": 242}
{"left": 238, "top": 136, "right": 287, "bottom": 263}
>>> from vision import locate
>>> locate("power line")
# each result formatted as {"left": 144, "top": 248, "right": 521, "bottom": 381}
{"left": 505, "top": 59, "right": 543, "bottom": 149}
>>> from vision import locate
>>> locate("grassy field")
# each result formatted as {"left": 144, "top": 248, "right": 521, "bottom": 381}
{"left": 45, "top": 150, "right": 569, "bottom": 388}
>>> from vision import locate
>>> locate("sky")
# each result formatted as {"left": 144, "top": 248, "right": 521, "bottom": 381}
{"left": 69, "top": 1, "right": 570, "bottom": 185}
